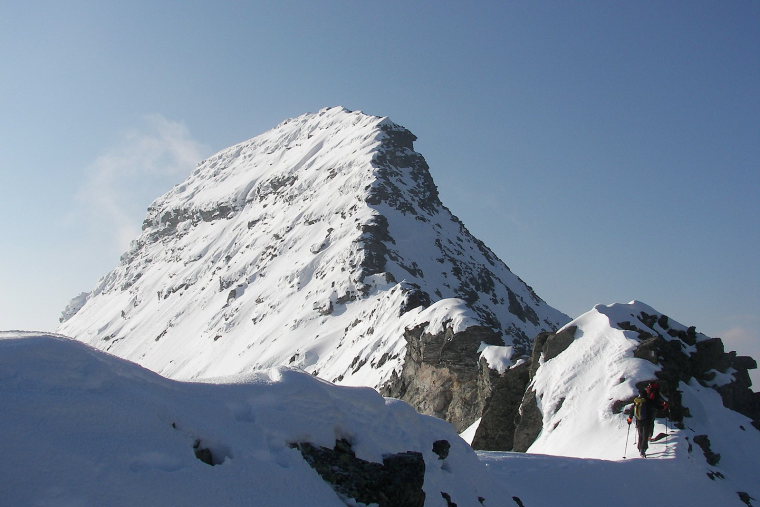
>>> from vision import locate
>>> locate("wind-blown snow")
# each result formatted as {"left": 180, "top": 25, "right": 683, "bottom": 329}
{"left": 58, "top": 106, "right": 568, "bottom": 387}
{"left": 1, "top": 332, "right": 507, "bottom": 506}
{"left": 478, "top": 344, "right": 515, "bottom": 374}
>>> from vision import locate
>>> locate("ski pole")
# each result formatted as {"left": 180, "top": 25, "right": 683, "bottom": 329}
{"left": 665, "top": 410, "right": 670, "bottom": 450}
{"left": 623, "top": 420, "right": 631, "bottom": 459}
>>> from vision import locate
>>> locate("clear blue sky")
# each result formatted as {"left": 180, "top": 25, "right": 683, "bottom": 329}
{"left": 1, "top": 1, "right": 758, "bottom": 380}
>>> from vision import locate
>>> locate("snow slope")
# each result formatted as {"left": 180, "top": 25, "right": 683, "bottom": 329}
{"left": 58, "top": 107, "right": 568, "bottom": 387}
{"left": 7, "top": 322, "right": 757, "bottom": 507}
{"left": 521, "top": 301, "right": 759, "bottom": 504}
{"left": 1, "top": 332, "right": 508, "bottom": 506}
{"left": 479, "top": 448, "right": 757, "bottom": 507}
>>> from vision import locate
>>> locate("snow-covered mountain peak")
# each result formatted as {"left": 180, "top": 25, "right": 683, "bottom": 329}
{"left": 59, "top": 108, "right": 568, "bottom": 392}
{"left": 142, "top": 107, "right": 390, "bottom": 216}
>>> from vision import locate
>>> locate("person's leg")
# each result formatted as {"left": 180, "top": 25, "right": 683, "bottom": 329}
{"left": 641, "top": 420, "right": 654, "bottom": 453}
{"left": 637, "top": 423, "right": 647, "bottom": 455}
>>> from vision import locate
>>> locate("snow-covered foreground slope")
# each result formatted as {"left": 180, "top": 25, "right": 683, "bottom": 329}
{"left": 479, "top": 448, "right": 757, "bottom": 507}
{"left": 58, "top": 107, "right": 567, "bottom": 388}
{"left": 517, "top": 301, "right": 759, "bottom": 504}
{"left": 0, "top": 332, "right": 508, "bottom": 506}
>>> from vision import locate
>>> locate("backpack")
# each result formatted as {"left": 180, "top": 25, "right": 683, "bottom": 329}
{"left": 633, "top": 396, "right": 648, "bottom": 420}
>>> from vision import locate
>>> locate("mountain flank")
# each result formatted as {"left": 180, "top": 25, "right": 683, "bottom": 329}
{"left": 59, "top": 107, "right": 568, "bottom": 433}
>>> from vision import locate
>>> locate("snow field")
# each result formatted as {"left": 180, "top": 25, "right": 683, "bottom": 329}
{"left": 1, "top": 332, "right": 509, "bottom": 506}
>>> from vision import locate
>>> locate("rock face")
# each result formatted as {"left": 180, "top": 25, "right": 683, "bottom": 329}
{"left": 291, "top": 439, "right": 425, "bottom": 507}
{"left": 619, "top": 311, "right": 760, "bottom": 429}
{"left": 470, "top": 359, "right": 530, "bottom": 451}
{"left": 511, "top": 326, "right": 578, "bottom": 452}
{"left": 382, "top": 323, "right": 504, "bottom": 432}
{"left": 58, "top": 107, "right": 568, "bottom": 432}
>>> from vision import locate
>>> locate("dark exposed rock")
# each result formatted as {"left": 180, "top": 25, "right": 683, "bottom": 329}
{"left": 616, "top": 311, "right": 760, "bottom": 429}
{"left": 432, "top": 439, "right": 451, "bottom": 460}
{"left": 507, "top": 288, "right": 540, "bottom": 326}
{"left": 540, "top": 326, "right": 576, "bottom": 364}
{"left": 693, "top": 338, "right": 729, "bottom": 374}
{"left": 528, "top": 326, "right": 577, "bottom": 379}
{"left": 693, "top": 434, "right": 721, "bottom": 466}
{"left": 290, "top": 438, "right": 425, "bottom": 507}
{"left": 738, "top": 491, "right": 755, "bottom": 506}
{"left": 633, "top": 335, "right": 664, "bottom": 364}
{"left": 472, "top": 326, "right": 577, "bottom": 451}
{"left": 400, "top": 284, "right": 432, "bottom": 316}
{"left": 618, "top": 320, "right": 655, "bottom": 340}
{"left": 357, "top": 214, "right": 393, "bottom": 281}
{"left": 471, "top": 359, "right": 531, "bottom": 451}
{"left": 193, "top": 439, "right": 216, "bottom": 466}
{"left": 335, "top": 292, "right": 357, "bottom": 305}
{"left": 441, "top": 491, "right": 456, "bottom": 506}
{"left": 369, "top": 122, "right": 441, "bottom": 218}
{"left": 512, "top": 385, "right": 544, "bottom": 452}
{"left": 141, "top": 204, "right": 236, "bottom": 246}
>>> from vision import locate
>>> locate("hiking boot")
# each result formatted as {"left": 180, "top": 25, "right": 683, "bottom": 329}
{"left": 639, "top": 452, "right": 646, "bottom": 458}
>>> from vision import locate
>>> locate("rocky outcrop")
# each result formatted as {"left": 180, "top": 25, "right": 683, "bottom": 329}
{"left": 382, "top": 323, "right": 503, "bottom": 432}
{"left": 510, "top": 326, "right": 578, "bottom": 452}
{"left": 512, "top": 385, "right": 544, "bottom": 453}
{"left": 693, "top": 434, "right": 721, "bottom": 466}
{"left": 471, "top": 359, "right": 531, "bottom": 451}
{"left": 619, "top": 311, "right": 759, "bottom": 429}
{"left": 290, "top": 438, "right": 425, "bottom": 507}
{"left": 529, "top": 327, "right": 577, "bottom": 376}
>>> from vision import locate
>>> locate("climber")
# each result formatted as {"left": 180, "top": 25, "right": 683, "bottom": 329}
{"left": 626, "top": 382, "right": 669, "bottom": 458}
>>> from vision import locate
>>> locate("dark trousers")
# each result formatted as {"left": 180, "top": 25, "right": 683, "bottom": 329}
{"left": 636, "top": 419, "right": 655, "bottom": 453}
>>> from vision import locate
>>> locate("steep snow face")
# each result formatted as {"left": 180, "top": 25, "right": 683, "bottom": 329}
{"left": 1, "top": 332, "right": 507, "bottom": 506}
{"left": 527, "top": 302, "right": 661, "bottom": 459}
{"left": 59, "top": 107, "right": 568, "bottom": 386}
{"left": 523, "top": 302, "right": 759, "bottom": 502}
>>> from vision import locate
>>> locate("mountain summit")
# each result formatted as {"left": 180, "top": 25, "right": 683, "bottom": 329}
{"left": 59, "top": 107, "right": 568, "bottom": 426}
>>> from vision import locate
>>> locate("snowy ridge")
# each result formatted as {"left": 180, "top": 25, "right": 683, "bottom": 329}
{"left": 5, "top": 331, "right": 758, "bottom": 507}
{"left": 58, "top": 107, "right": 567, "bottom": 387}
{"left": 522, "top": 301, "right": 759, "bottom": 503}
{"left": 0, "top": 332, "right": 507, "bottom": 506}
{"left": 528, "top": 302, "right": 665, "bottom": 458}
